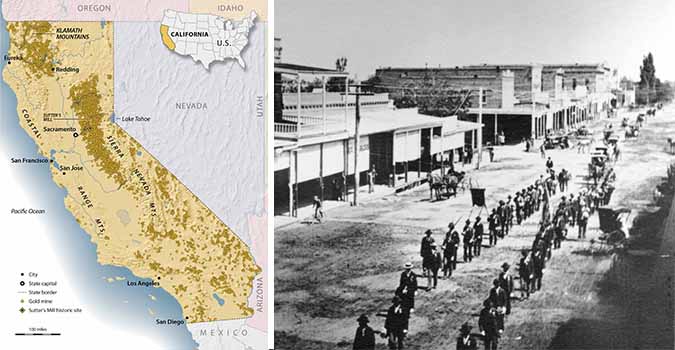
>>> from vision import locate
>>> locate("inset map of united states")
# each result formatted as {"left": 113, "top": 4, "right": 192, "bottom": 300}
{"left": 160, "top": 9, "right": 257, "bottom": 69}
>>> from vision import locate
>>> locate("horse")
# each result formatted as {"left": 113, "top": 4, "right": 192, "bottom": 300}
{"left": 577, "top": 137, "right": 594, "bottom": 154}
{"left": 444, "top": 170, "right": 466, "bottom": 197}
{"left": 427, "top": 173, "right": 444, "bottom": 201}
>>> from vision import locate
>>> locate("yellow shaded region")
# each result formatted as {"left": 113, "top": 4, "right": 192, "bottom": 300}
{"left": 3, "top": 21, "right": 261, "bottom": 323}
{"left": 190, "top": 0, "right": 266, "bottom": 21}
{"left": 160, "top": 24, "right": 175, "bottom": 50}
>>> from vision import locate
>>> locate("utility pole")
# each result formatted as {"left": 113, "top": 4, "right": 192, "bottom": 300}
{"left": 531, "top": 84, "right": 536, "bottom": 139}
{"left": 297, "top": 74, "right": 302, "bottom": 136}
{"left": 476, "top": 87, "right": 483, "bottom": 170}
{"left": 342, "top": 84, "right": 373, "bottom": 206}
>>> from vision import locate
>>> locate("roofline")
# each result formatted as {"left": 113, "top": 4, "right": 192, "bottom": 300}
{"left": 376, "top": 63, "right": 610, "bottom": 74}
{"left": 275, "top": 63, "right": 348, "bottom": 76}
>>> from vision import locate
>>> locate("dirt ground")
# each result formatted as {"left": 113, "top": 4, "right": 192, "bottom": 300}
{"left": 275, "top": 105, "right": 675, "bottom": 350}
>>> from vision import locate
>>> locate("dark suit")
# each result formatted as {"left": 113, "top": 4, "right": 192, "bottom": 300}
{"left": 385, "top": 305, "right": 408, "bottom": 350}
{"left": 426, "top": 251, "right": 442, "bottom": 288}
{"left": 353, "top": 325, "right": 376, "bottom": 350}
{"left": 398, "top": 271, "right": 418, "bottom": 310}
{"left": 473, "top": 222, "right": 484, "bottom": 256}
{"left": 442, "top": 233, "right": 458, "bottom": 276}
{"left": 420, "top": 236, "right": 434, "bottom": 259}
{"left": 498, "top": 272, "right": 513, "bottom": 314}
{"left": 479, "top": 307, "right": 499, "bottom": 350}
{"left": 489, "top": 286, "right": 507, "bottom": 331}
{"left": 498, "top": 204, "right": 508, "bottom": 236}
{"left": 487, "top": 214, "right": 498, "bottom": 246}
{"left": 462, "top": 226, "right": 473, "bottom": 262}
{"left": 518, "top": 257, "right": 531, "bottom": 297}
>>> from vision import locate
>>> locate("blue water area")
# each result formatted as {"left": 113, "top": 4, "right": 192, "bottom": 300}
{"left": 110, "top": 112, "right": 115, "bottom": 123}
{"left": 137, "top": 150, "right": 142, "bottom": 156}
{"left": 49, "top": 149, "right": 60, "bottom": 169}
{"left": 0, "top": 15, "right": 196, "bottom": 350}
{"left": 213, "top": 293, "right": 225, "bottom": 306}
{"left": 100, "top": 20, "right": 106, "bottom": 29}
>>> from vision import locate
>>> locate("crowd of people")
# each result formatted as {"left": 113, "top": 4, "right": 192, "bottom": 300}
{"left": 353, "top": 150, "right": 619, "bottom": 350}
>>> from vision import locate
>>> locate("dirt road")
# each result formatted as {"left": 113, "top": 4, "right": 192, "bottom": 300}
{"left": 275, "top": 106, "right": 675, "bottom": 350}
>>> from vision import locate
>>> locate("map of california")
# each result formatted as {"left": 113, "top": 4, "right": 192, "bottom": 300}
{"left": 2, "top": 20, "right": 260, "bottom": 323}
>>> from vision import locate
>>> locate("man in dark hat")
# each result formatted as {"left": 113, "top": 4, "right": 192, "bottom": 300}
{"left": 498, "top": 200, "right": 508, "bottom": 237}
{"left": 424, "top": 243, "right": 442, "bottom": 290}
{"left": 473, "top": 216, "right": 484, "bottom": 256}
{"left": 397, "top": 262, "right": 418, "bottom": 312}
{"left": 498, "top": 263, "right": 513, "bottom": 315}
{"left": 420, "top": 229, "right": 435, "bottom": 277}
{"left": 462, "top": 219, "right": 474, "bottom": 262}
{"left": 353, "top": 314, "right": 376, "bottom": 350}
{"left": 478, "top": 299, "right": 499, "bottom": 350}
{"left": 442, "top": 223, "right": 460, "bottom": 277}
{"left": 532, "top": 251, "right": 544, "bottom": 291}
{"left": 456, "top": 322, "right": 477, "bottom": 350}
{"left": 514, "top": 193, "right": 522, "bottom": 225}
{"left": 507, "top": 195, "right": 515, "bottom": 230}
{"left": 518, "top": 250, "right": 531, "bottom": 299}
{"left": 487, "top": 209, "right": 499, "bottom": 246}
{"left": 488, "top": 278, "right": 507, "bottom": 333}
{"left": 385, "top": 296, "right": 408, "bottom": 350}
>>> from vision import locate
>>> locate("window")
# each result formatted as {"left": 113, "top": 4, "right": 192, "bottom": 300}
{"left": 572, "top": 78, "right": 577, "bottom": 90}
{"left": 481, "top": 91, "right": 487, "bottom": 104}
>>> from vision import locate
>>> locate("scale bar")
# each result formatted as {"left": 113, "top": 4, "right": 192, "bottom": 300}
{"left": 15, "top": 333, "right": 61, "bottom": 336}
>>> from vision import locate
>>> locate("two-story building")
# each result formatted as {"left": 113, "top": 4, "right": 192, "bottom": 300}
{"left": 274, "top": 40, "right": 481, "bottom": 216}
{"left": 375, "top": 63, "right": 617, "bottom": 144}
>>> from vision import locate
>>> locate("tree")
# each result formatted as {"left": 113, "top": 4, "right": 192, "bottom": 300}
{"left": 326, "top": 76, "right": 354, "bottom": 92}
{"left": 325, "top": 56, "right": 350, "bottom": 92}
{"left": 639, "top": 53, "right": 656, "bottom": 90}
{"left": 638, "top": 53, "right": 656, "bottom": 104}
{"left": 335, "top": 57, "right": 348, "bottom": 72}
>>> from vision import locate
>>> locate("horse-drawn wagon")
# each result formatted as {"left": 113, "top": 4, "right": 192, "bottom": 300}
{"left": 427, "top": 170, "right": 469, "bottom": 200}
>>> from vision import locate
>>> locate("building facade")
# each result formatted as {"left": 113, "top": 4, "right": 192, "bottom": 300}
{"left": 374, "top": 62, "right": 617, "bottom": 144}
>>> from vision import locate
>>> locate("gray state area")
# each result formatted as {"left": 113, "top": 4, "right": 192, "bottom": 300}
{"left": 113, "top": 21, "right": 265, "bottom": 242}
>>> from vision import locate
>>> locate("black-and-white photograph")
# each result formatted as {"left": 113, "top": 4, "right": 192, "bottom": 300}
{"left": 273, "top": 1, "right": 675, "bottom": 349}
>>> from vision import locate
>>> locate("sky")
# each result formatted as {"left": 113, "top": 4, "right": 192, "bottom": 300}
{"left": 276, "top": 0, "right": 675, "bottom": 82}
